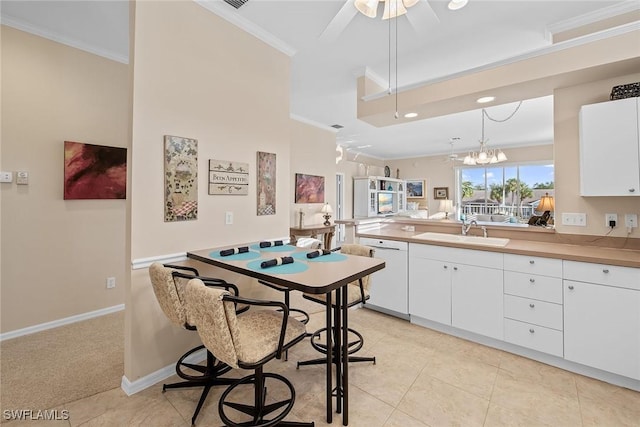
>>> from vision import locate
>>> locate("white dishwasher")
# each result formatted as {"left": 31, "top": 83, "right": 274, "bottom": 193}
{"left": 359, "top": 237, "right": 409, "bottom": 318}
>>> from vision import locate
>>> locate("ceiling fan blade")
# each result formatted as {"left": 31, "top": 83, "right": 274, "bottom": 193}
{"left": 406, "top": 0, "right": 439, "bottom": 36}
{"left": 319, "top": 1, "right": 359, "bottom": 42}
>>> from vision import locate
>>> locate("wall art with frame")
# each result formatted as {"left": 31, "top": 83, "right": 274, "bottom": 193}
{"left": 257, "top": 151, "right": 276, "bottom": 215}
{"left": 434, "top": 187, "right": 449, "bottom": 200}
{"left": 208, "top": 159, "right": 249, "bottom": 195}
{"left": 164, "top": 135, "right": 198, "bottom": 222}
{"left": 63, "top": 141, "right": 127, "bottom": 200}
{"left": 406, "top": 179, "right": 425, "bottom": 198}
{"left": 294, "top": 173, "right": 325, "bottom": 204}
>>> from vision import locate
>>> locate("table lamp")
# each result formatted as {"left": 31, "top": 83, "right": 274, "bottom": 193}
{"left": 536, "top": 192, "right": 555, "bottom": 224}
{"left": 320, "top": 203, "right": 333, "bottom": 226}
{"left": 438, "top": 199, "right": 454, "bottom": 219}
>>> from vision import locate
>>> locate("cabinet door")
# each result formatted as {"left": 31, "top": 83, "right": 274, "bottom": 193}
{"left": 367, "top": 246, "right": 408, "bottom": 315}
{"left": 579, "top": 97, "right": 640, "bottom": 196}
{"left": 409, "top": 258, "right": 451, "bottom": 325}
{"left": 452, "top": 265, "right": 504, "bottom": 340}
{"left": 564, "top": 280, "right": 640, "bottom": 380}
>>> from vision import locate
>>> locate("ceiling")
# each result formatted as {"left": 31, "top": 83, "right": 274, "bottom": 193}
{"left": 2, "top": 0, "right": 635, "bottom": 160}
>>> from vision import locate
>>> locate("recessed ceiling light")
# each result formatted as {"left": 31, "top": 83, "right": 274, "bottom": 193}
{"left": 404, "top": 112, "right": 418, "bottom": 118}
{"left": 477, "top": 96, "right": 495, "bottom": 104}
{"left": 448, "top": 0, "right": 468, "bottom": 11}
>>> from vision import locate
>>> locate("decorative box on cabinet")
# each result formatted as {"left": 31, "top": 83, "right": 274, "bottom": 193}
{"left": 563, "top": 261, "right": 640, "bottom": 380}
{"left": 503, "top": 254, "right": 564, "bottom": 357}
{"left": 579, "top": 97, "right": 640, "bottom": 196}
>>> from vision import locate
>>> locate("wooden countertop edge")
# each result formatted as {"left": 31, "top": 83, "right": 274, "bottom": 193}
{"left": 356, "top": 231, "right": 640, "bottom": 268}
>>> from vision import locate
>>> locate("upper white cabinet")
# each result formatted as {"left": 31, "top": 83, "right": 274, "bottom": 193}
{"left": 353, "top": 176, "right": 406, "bottom": 217}
{"left": 579, "top": 97, "right": 640, "bottom": 196}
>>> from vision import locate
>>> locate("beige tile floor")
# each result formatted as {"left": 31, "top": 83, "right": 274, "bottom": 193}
{"left": 7, "top": 308, "right": 639, "bottom": 427}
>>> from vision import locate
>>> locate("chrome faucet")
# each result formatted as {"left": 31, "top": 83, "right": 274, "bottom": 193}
{"left": 462, "top": 219, "right": 478, "bottom": 236}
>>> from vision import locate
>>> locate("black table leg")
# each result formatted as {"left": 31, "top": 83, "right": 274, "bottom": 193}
{"left": 342, "top": 283, "right": 349, "bottom": 426}
{"left": 326, "top": 293, "right": 333, "bottom": 423}
{"left": 335, "top": 288, "right": 343, "bottom": 414}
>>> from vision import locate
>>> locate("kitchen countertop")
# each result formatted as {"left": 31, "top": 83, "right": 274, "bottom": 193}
{"left": 356, "top": 228, "right": 640, "bottom": 268}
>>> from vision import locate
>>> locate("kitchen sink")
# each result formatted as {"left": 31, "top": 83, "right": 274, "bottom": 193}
{"left": 413, "top": 232, "right": 510, "bottom": 247}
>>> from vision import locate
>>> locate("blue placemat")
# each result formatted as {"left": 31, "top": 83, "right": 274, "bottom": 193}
{"left": 246, "top": 259, "right": 309, "bottom": 274}
{"left": 209, "top": 250, "right": 261, "bottom": 261}
{"left": 250, "top": 243, "right": 296, "bottom": 253}
{"left": 291, "top": 252, "right": 348, "bottom": 263}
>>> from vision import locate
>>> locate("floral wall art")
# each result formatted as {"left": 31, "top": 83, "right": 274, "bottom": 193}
{"left": 164, "top": 135, "right": 198, "bottom": 222}
{"left": 256, "top": 151, "right": 276, "bottom": 215}
{"left": 294, "top": 173, "right": 325, "bottom": 203}
{"left": 63, "top": 141, "right": 127, "bottom": 200}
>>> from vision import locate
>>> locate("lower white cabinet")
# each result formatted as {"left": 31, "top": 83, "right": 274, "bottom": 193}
{"left": 452, "top": 264, "right": 504, "bottom": 340}
{"left": 408, "top": 243, "right": 503, "bottom": 339}
{"left": 564, "top": 279, "right": 640, "bottom": 380}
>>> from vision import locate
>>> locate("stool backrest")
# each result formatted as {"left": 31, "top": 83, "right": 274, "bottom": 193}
{"left": 340, "top": 244, "right": 375, "bottom": 291}
{"left": 185, "top": 278, "right": 240, "bottom": 369}
{"left": 149, "top": 262, "right": 187, "bottom": 328}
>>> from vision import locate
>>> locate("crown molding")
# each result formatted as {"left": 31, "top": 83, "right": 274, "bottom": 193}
{"left": 545, "top": 0, "right": 640, "bottom": 39}
{"left": 352, "top": 66, "right": 388, "bottom": 90}
{"left": 195, "top": 0, "right": 296, "bottom": 57}
{"left": 290, "top": 114, "right": 339, "bottom": 133}
{"left": 0, "top": 15, "right": 129, "bottom": 64}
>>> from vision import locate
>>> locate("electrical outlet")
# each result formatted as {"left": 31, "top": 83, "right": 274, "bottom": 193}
{"left": 106, "top": 277, "right": 116, "bottom": 289}
{"left": 625, "top": 214, "right": 638, "bottom": 228}
{"left": 0, "top": 171, "right": 12, "bottom": 183}
{"left": 225, "top": 211, "right": 233, "bottom": 225}
{"left": 605, "top": 213, "right": 617, "bottom": 227}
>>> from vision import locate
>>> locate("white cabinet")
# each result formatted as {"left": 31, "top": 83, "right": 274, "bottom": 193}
{"left": 579, "top": 97, "right": 640, "bottom": 196}
{"left": 353, "top": 176, "right": 406, "bottom": 217}
{"left": 503, "top": 254, "right": 564, "bottom": 357}
{"left": 563, "top": 261, "right": 640, "bottom": 380}
{"left": 409, "top": 244, "right": 504, "bottom": 339}
{"left": 360, "top": 238, "right": 408, "bottom": 316}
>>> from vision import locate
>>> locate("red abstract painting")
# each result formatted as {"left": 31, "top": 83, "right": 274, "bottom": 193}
{"left": 64, "top": 141, "right": 127, "bottom": 200}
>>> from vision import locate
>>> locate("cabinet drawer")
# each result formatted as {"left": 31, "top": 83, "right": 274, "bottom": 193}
{"left": 409, "top": 243, "right": 503, "bottom": 269}
{"left": 504, "top": 318, "right": 564, "bottom": 357}
{"left": 504, "top": 294, "right": 563, "bottom": 330}
{"left": 504, "top": 254, "right": 562, "bottom": 277}
{"left": 563, "top": 261, "right": 640, "bottom": 291}
{"left": 504, "top": 271, "right": 563, "bottom": 303}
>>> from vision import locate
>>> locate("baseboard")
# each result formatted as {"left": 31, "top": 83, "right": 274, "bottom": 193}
{"left": 0, "top": 304, "right": 125, "bottom": 342}
{"left": 131, "top": 252, "right": 187, "bottom": 270}
{"left": 121, "top": 347, "right": 207, "bottom": 396}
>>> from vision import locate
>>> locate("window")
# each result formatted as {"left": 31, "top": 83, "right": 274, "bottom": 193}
{"left": 456, "top": 162, "right": 554, "bottom": 223}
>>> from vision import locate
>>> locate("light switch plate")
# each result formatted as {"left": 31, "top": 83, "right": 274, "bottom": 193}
{"left": 16, "top": 171, "right": 29, "bottom": 185}
{"left": 0, "top": 171, "right": 12, "bottom": 183}
{"left": 562, "top": 213, "right": 587, "bottom": 226}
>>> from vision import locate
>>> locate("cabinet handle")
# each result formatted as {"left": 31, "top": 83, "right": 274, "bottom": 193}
{"left": 529, "top": 303, "right": 535, "bottom": 308}
{"left": 453, "top": 267, "right": 458, "bottom": 271}
{"left": 443, "top": 265, "right": 448, "bottom": 269}
{"left": 602, "top": 269, "right": 609, "bottom": 274}
{"left": 529, "top": 328, "right": 535, "bottom": 334}
{"left": 529, "top": 260, "right": 535, "bottom": 264}
{"left": 629, "top": 188, "right": 636, "bottom": 193}
{"left": 529, "top": 278, "right": 535, "bottom": 283}
{"left": 568, "top": 285, "right": 574, "bottom": 290}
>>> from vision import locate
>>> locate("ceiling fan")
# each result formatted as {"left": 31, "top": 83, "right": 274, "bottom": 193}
{"left": 443, "top": 138, "right": 465, "bottom": 164}
{"left": 320, "top": 0, "right": 441, "bottom": 41}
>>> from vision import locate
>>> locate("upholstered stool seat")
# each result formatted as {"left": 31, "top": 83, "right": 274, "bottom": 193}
{"left": 186, "top": 279, "right": 314, "bottom": 427}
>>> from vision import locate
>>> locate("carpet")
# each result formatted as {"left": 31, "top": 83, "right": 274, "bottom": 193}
{"left": 0, "top": 311, "right": 124, "bottom": 419}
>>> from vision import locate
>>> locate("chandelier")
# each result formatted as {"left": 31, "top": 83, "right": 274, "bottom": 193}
{"left": 463, "top": 108, "right": 508, "bottom": 166}
{"left": 354, "top": 0, "right": 419, "bottom": 20}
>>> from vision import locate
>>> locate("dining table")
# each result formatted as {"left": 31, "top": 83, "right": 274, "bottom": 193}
{"left": 187, "top": 241, "right": 385, "bottom": 426}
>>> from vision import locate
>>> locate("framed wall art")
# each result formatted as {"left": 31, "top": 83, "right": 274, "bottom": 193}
{"left": 434, "top": 187, "right": 449, "bottom": 200}
{"left": 406, "top": 180, "right": 425, "bottom": 198}
{"left": 294, "top": 173, "right": 325, "bottom": 203}
{"left": 64, "top": 141, "right": 127, "bottom": 200}
{"left": 208, "top": 159, "right": 249, "bottom": 195}
{"left": 257, "top": 151, "right": 276, "bottom": 215}
{"left": 164, "top": 135, "right": 198, "bottom": 222}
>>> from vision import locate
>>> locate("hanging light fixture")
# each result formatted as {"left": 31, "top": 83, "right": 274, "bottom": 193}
{"left": 463, "top": 108, "right": 508, "bottom": 166}
{"left": 354, "top": 0, "right": 419, "bottom": 20}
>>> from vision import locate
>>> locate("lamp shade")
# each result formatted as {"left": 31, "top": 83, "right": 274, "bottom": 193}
{"left": 354, "top": 0, "right": 379, "bottom": 18}
{"left": 438, "top": 199, "right": 453, "bottom": 213}
{"left": 537, "top": 193, "right": 555, "bottom": 213}
{"left": 321, "top": 203, "right": 333, "bottom": 214}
